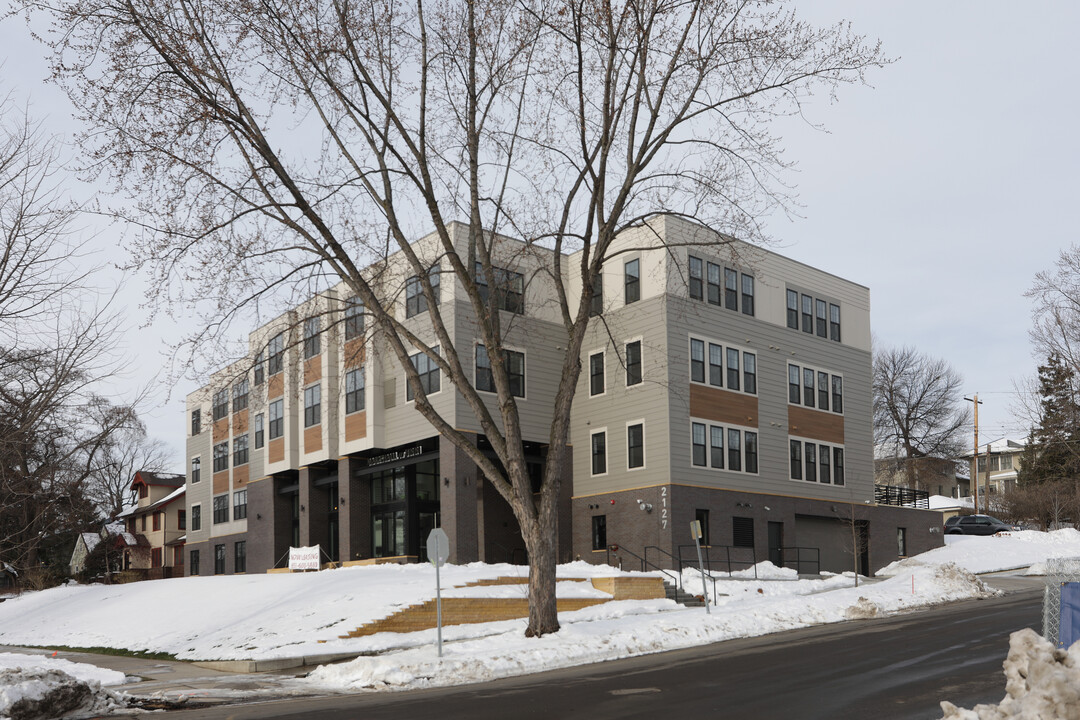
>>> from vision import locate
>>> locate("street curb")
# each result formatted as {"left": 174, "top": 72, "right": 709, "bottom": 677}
{"left": 192, "top": 652, "right": 360, "bottom": 673}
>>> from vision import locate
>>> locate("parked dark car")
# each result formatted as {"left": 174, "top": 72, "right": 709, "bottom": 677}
{"left": 944, "top": 514, "right": 1020, "bottom": 535}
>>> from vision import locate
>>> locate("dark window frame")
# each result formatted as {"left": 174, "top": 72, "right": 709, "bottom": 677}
{"left": 688, "top": 256, "right": 703, "bottom": 300}
{"left": 691, "top": 422, "right": 707, "bottom": 467}
{"left": 624, "top": 258, "right": 640, "bottom": 304}
{"left": 344, "top": 296, "right": 365, "bottom": 340}
{"left": 346, "top": 367, "right": 366, "bottom": 413}
{"left": 724, "top": 267, "right": 738, "bottom": 310}
{"left": 191, "top": 409, "right": 201, "bottom": 435}
{"left": 268, "top": 399, "right": 283, "bottom": 440}
{"left": 591, "top": 430, "right": 607, "bottom": 475}
{"left": 213, "top": 441, "right": 228, "bottom": 472}
{"left": 592, "top": 515, "right": 607, "bottom": 551}
{"left": 212, "top": 494, "right": 229, "bottom": 524}
{"left": 268, "top": 332, "right": 284, "bottom": 375}
{"left": 254, "top": 414, "right": 264, "bottom": 449}
{"left": 407, "top": 347, "right": 441, "bottom": 400}
{"left": 233, "top": 433, "right": 249, "bottom": 466}
{"left": 303, "top": 316, "right": 321, "bottom": 359}
{"left": 190, "top": 456, "right": 201, "bottom": 484}
{"left": 741, "top": 273, "right": 755, "bottom": 316}
{"left": 304, "top": 384, "right": 321, "bottom": 427}
{"left": 589, "top": 352, "right": 605, "bottom": 396}
{"left": 625, "top": 340, "right": 642, "bottom": 386}
{"left": 627, "top": 423, "right": 645, "bottom": 469}
{"left": 233, "top": 489, "right": 248, "bottom": 521}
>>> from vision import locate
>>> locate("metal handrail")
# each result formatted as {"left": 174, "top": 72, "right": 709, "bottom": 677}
{"left": 780, "top": 546, "right": 820, "bottom": 575}
{"left": 678, "top": 544, "right": 760, "bottom": 578}
{"left": 606, "top": 543, "right": 681, "bottom": 589}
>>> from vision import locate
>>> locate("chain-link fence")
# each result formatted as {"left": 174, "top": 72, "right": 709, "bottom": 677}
{"left": 1042, "top": 557, "right": 1080, "bottom": 647}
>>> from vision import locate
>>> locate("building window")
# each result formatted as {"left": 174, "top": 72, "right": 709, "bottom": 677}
{"left": 710, "top": 426, "right": 724, "bottom": 469}
{"left": 190, "top": 549, "right": 200, "bottom": 575}
{"left": 733, "top": 517, "right": 754, "bottom": 548}
{"left": 745, "top": 432, "right": 758, "bottom": 474}
{"left": 178, "top": 509, "right": 186, "bottom": 531}
{"left": 190, "top": 504, "right": 201, "bottom": 532}
{"left": 724, "top": 267, "right": 738, "bottom": 310}
{"left": 232, "top": 379, "right": 249, "bottom": 413}
{"left": 692, "top": 423, "right": 707, "bottom": 467}
{"left": 690, "top": 338, "right": 705, "bottom": 383}
{"left": 268, "top": 332, "right": 284, "bottom": 375}
{"left": 707, "top": 262, "right": 722, "bottom": 306}
{"left": 213, "top": 495, "right": 229, "bottom": 524}
{"left": 592, "top": 515, "right": 607, "bottom": 551}
{"left": 407, "top": 347, "right": 441, "bottom": 400}
{"left": 304, "top": 384, "right": 321, "bottom": 427}
{"left": 834, "top": 448, "right": 845, "bottom": 486}
{"left": 790, "top": 440, "right": 802, "bottom": 480}
{"left": 268, "top": 399, "right": 283, "bottom": 440}
{"left": 141, "top": 514, "right": 146, "bottom": 531}
{"left": 726, "top": 348, "right": 740, "bottom": 391}
{"left": 235, "top": 541, "right": 246, "bottom": 573}
{"left": 406, "top": 266, "right": 440, "bottom": 318}
{"left": 589, "top": 273, "right": 603, "bottom": 317}
{"left": 727, "top": 428, "right": 741, "bottom": 472}
{"left": 153, "top": 512, "right": 161, "bottom": 532}
{"left": 805, "top": 442, "right": 817, "bottom": 482}
{"left": 741, "top": 274, "right": 754, "bottom": 316}
{"left": 786, "top": 289, "right": 799, "bottom": 329}
{"left": 709, "top": 343, "right": 723, "bottom": 387}
{"left": 627, "top": 423, "right": 644, "bottom": 469}
{"left": 346, "top": 367, "right": 366, "bottom": 413}
{"left": 624, "top": 259, "right": 640, "bottom": 304}
{"left": 254, "top": 414, "right": 264, "bottom": 449}
{"left": 688, "top": 256, "right": 703, "bottom": 300}
{"left": 344, "top": 296, "right": 364, "bottom": 340}
{"left": 816, "top": 299, "right": 828, "bottom": 338}
{"left": 819, "top": 444, "right": 831, "bottom": 483}
{"left": 801, "top": 294, "right": 813, "bottom": 333}
{"left": 625, "top": 341, "right": 642, "bottom": 386}
{"left": 303, "top": 316, "right": 321, "bottom": 359}
{"left": 254, "top": 351, "right": 265, "bottom": 386}
{"left": 233, "top": 434, "right": 249, "bottom": 466}
{"left": 233, "top": 489, "right": 248, "bottom": 521}
{"left": 475, "top": 263, "right": 524, "bottom": 314}
{"left": 191, "top": 409, "right": 201, "bottom": 435}
{"left": 832, "top": 375, "right": 844, "bottom": 413}
{"left": 213, "top": 441, "right": 228, "bottom": 472}
{"left": 589, "top": 352, "right": 605, "bottom": 396}
{"left": 803, "top": 367, "right": 815, "bottom": 408}
{"left": 476, "top": 346, "right": 524, "bottom": 397}
{"left": 696, "top": 509, "right": 710, "bottom": 546}
{"left": 789, "top": 364, "right": 843, "bottom": 415}
{"left": 830, "top": 303, "right": 841, "bottom": 342}
{"left": 191, "top": 456, "right": 201, "bottom": 484}
{"left": 744, "top": 353, "right": 757, "bottom": 395}
{"left": 212, "top": 389, "right": 229, "bottom": 421}
{"left": 214, "top": 544, "right": 225, "bottom": 575}
{"left": 788, "top": 364, "right": 801, "bottom": 405}
{"left": 818, "top": 371, "right": 830, "bottom": 411}
{"left": 1002, "top": 455, "right": 1013, "bottom": 470}
{"left": 989, "top": 455, "right": 1000, "bottom": 471}
{"left": 591, "top": 431, "right": 607, "bottom": 475}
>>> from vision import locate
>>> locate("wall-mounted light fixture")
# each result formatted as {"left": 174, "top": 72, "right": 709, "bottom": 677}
{"left": 340, "top": 496, "right": 346, "bottom": 505}
{"left": 300, "top": 505, "right": 305, "bottom": 512}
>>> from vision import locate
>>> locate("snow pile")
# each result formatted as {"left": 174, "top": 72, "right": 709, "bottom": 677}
{"left": 306, "top": 563, "right": 993, "bottom": 692}
{"left": 940, "top": 629, "right": 1080, "bottom": 719}
{"left": 0, "top": 653, "right": 125, "bottom": 720}
{"left": 879, "top": 529, "right": 1080, "bottom": 576}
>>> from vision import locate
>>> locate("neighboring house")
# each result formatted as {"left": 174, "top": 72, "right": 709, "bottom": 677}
{"left": 184, "top": 216, "right": 941, "bottom": 578}
{"left": 0, "top": 562, "right": 17, "bottom": 593}
{"left": 873, "top": 456, "right": 965, "bottom": 498}
{"left": 962, "top": 438, "right": 1025, "bottom": 498}
{"left": 69, "top": 532, "right": 103, "bottom": 576}
{"left": 117, "top": 471, "right": 187, "bottom": 577}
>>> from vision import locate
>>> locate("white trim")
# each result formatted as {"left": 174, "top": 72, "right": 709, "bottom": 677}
{"left": 589, "top": 427, "right": 609, "bottom": 477}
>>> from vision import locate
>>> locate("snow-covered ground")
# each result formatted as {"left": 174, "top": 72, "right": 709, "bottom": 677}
{"left": 0, "top": 652, "right": 126, "bottom": 720}
{"left": 3, "top": 528, "right": 1080, "bottom": 715}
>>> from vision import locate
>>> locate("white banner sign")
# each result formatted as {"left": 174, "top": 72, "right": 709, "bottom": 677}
{"left": 288, "top": 545, "right": 321, "bottom": 571}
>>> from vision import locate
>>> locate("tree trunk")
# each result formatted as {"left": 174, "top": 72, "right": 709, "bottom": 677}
{"left": 522, "top": 520, "right": 559, "bottom": 637}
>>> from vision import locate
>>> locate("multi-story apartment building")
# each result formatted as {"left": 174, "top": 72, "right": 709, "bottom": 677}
{"left": 184, "top": 216, "right": 941, "bottom": 577}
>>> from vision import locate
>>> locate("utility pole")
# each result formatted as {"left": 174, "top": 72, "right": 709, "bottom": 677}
{"left": 965, "top": 395, "right": 983, "bottom": 513}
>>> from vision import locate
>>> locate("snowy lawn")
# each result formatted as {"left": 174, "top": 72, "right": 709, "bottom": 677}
{"left": 878, "top": 528, "right": 1080, "bottom": 576}
{"left": 0, "top": 652, "right": 126, "bottom": 720}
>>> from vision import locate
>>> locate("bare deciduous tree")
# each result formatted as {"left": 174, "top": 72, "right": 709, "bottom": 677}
{"left": 1028, "top": 245, "right": 1080, "bottom": 377}
{"left": 33, "top": 0, "right": 886, "bottom": 634}
{"left": 873, "top": 344, "right": 970, "bottom": 490}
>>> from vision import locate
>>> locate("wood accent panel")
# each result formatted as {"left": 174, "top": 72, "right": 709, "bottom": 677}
{"left": 232, "top": 409, "right": 249, "bottom": 434}
{"left": 787, "top": 405, "right": 845, "bottom": 444}
{"left": 233, "top": 465, "right": 249, "bottom": 487}
{"left": 688, "top": 385, "right": 758, "bottom": 427}
{"left": 304, "top": 425, "right": 323, "bottom": 453}
{"left": 212, "top": 418, "right": 229, "bottom": 442}
{"left": 344, "top": 338, "right": 366, "bottom": 369}
{"left": 213, "top": 471, "right": 229, "bottom": 494}
{"left": 268, "top": 438, "right": 285, "bottom": 464}
{"left": 268, "top": 373, "right": 284, "bottom": 399}
{"left": 304, "top": 357, "right": 322, "bottom": 385}
{"left": 345, "top": 411, "right": 367, "bottom": 442}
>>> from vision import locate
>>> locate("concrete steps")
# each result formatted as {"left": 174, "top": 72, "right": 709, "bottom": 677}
{"left": 664, "top": 580, "right": 706, "bottom": 607}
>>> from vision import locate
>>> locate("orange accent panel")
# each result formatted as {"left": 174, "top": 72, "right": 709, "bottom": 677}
{"left": 268, "top": 373, "right": 284, "bottom": 399}
{"left": 344, "top": 338, "right": 366, "bottom": 369}
{"left": 304, "top": 425, "right": 323, "bottom": 453}
{"left": 268, "top": 437, "right": 285, "bottom": 464}
{"left": 233, "top": 409, "right": 249, "bottom": 434}
{"left": 213, "top": 418, "right": 229, "bottom": 442}
{"left": 304, "top": 358, "right": 322, "bottom": 385}
{"left": 788, "top": 405, "right": 845, "bottom": 444}
{"left": 688, "top": 385, "right": 758, "bottom": 428}
{"left": 213, "top": 471, "right": 229, "bottom": 494}
{"left": 345, "top": 411, "right": 367, "bottom": 442}
{"left": 233, "top": 464, "right": 249, "bottom": 487}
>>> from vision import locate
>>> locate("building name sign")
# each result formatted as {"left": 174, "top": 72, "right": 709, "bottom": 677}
{"left": 363, "top": 445, "right": 424, "bottom": 468}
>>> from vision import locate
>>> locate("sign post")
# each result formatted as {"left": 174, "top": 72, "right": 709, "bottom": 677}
{"left": 426, "top": 528, "right": 450, "bottom": 657}
{"left": 690, "top": 521, "right": 710, "bottom": 614}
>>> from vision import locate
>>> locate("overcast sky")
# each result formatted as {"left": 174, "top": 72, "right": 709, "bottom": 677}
{"left": 1, "top": 2, "right": 1075, "bottom": 467}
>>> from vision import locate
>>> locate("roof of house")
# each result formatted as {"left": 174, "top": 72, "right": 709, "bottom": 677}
{"left": 961, "top": 437, "right": 1026, "bottom": 458}
{"left": 79, "top": 533, "right": 102, "bottom": 554}
{"left": 129, "top": 471, "right": 185, "bottom": 490}
{"left": 115, "top": 533, "right": 151, "bottom": 548}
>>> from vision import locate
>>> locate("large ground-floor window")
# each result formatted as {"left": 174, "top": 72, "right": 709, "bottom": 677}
{"left": 366, "top": 458, "right": 440, "bottom": 560}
